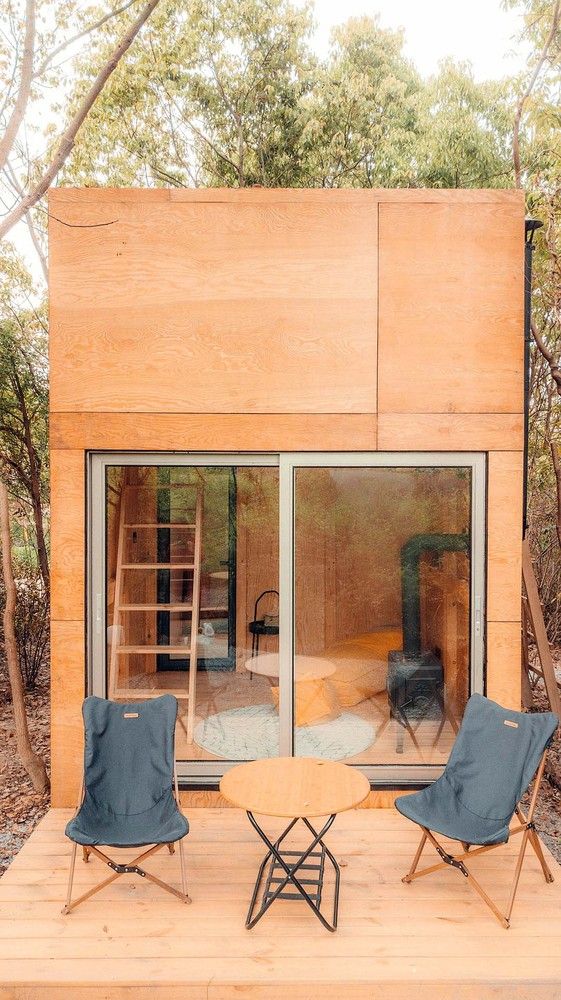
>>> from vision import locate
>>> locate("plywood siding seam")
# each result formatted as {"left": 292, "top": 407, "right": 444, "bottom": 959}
{"left": 50, "top": 187, "right": 525, "bottom": 204}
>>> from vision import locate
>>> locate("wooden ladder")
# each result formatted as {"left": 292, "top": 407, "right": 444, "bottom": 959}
{"left": 108, "top": 482, "right": 204, "bottom": 744}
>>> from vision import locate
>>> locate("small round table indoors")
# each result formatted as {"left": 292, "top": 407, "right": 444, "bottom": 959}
{"left": 245, "top": 653, "right": 336, "bottom": 681}
{"left": 220, "top": 757, "right": 370, "bottom": 931}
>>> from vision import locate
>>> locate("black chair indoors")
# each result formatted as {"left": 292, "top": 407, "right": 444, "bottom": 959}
{"left": 395, "top": 694, "right": 558, "bottom": 928}
{"left": 248, "top": 589, "right": 279, "bottom": 677}
{"left": 63, "top": 694, "right": 190, "bottom": 914}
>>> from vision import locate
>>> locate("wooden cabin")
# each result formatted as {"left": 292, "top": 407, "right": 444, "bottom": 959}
{"left": 48, "top": 187, "right": 525, "bottom": 807}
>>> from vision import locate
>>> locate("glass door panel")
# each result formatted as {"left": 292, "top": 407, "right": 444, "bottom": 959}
{"left": 92, "top": 451, "right": 483, "bottom": 781}
{"left": 104, "top": 463, "right": 279, "bottom": 763}
{"left": 293, "top": 465, "right": 472, "bottom": 766}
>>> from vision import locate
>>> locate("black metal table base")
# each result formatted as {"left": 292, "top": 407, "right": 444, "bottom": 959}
{"left": 245, "top": 813, "right": 340, "bottom": 932}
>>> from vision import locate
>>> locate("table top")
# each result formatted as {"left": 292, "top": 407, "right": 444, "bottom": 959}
{"left": 219, "top": 757, "right": 370, "bottom": 818}
{"left": 245, "top": 653, "right": 336, "bottom": 681}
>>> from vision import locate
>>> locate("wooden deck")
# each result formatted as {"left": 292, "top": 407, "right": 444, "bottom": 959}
{"left": 1, "top": 806, "right": 561, "bottom": 999}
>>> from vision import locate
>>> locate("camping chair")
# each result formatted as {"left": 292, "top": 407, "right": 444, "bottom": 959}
{"left": 395, "top": 693, "right": 558, "bottom": 928}
{"left": 62, "top": 694, "right": 190, "bottom": 914}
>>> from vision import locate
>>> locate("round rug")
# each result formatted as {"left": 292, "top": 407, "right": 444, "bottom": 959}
{"left": 194, "top": 704, "right": 375, "bottom": 761}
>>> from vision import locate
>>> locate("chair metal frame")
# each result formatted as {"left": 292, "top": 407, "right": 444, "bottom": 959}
{"left": 62, "top": 768, "right": 190, "bottom": 914}
{"left": 401, "top": 749, "right": 554, "bottom": 928}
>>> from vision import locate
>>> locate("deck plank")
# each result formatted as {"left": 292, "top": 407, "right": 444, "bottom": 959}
{"left": 0, "top": 808, "right": 560, "bottom": 999}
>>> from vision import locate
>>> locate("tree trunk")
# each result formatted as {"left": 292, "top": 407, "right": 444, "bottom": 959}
{"left": 28, "top": 453, "right": 50, "bottom": 596}
{"left": 11, "top": 361, "right": 50, "bottom": 594}
{"left": 0, "top": 478, "right": 50, "bottom": 794}
{"left": 0, "top": 0, "right": 162, "bottom": 240}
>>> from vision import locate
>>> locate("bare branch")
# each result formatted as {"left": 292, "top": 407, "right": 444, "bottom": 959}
{"left": 0, "top": 0, "right": 36, "bottom": 172}
{"left": 513, "top": 0, "right": 561, "bottom": 188}
{"left": 33, "top": 0, "right": 139, "bottom": 79}
{"left": 0, "top": 0, "right": 161, "bottom": 240}
{"left": 531, "top": 318, "right": 561, "bottom": 395}
{"left": 4, "top": 161, "right": 48, "bottom": 281}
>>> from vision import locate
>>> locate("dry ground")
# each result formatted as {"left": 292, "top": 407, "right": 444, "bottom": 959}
{"left": 0, "top": 673, "right": 50, "bottom": 876}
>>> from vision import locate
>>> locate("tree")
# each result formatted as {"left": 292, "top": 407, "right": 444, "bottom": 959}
{"left": 62, "top": 0, "right": 316, "bottom": 189}
{"left": 415, "top": 60, "right": 513, "bottom": 188}
{"left": 0, "top": 318, "right": 49, "bottom": 594}
{"left": 502, "top": 0, "right": 561, "bottom": 633}
{"left": 300, "top": 16, "right": 421, "bottom": 188}
{"left": 0, "top": 0, "right": 162, "bottom": 240}
{"left": 0, "top": 477, "right": 49, "bottom": 792}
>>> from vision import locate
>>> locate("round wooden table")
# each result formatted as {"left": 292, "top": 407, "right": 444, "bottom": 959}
{"left": 220, "top": 757, "right": 370, "bottom": 931}
{"left": 245, "top": 654, "right": 339, "bottom": 726}
{"left": 245, "top": 653, "right": 336, "bottom": 681}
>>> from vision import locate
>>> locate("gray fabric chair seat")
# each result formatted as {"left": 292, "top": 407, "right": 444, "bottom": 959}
{"left": 66, "top": 787, "right": 189, "bottom": 848}
{"left": 395, "top": 694, "right": 558, "bottom": 846}
{"left": 65, "top": 694, "right": 189, "bottom": 848}
{"left": 396, "top": 773, "right": 511, "bottom": 846}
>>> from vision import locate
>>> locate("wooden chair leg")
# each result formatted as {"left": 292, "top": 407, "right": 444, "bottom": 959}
{"left": 63, "top": 842, "right": 189, "bottom": 914}
{"left": 82, "top": 846, "right": 90, "bottom": 863}
{"left": 504, "top": 828, "right": 531, "bottom": 925}
{"left": 402, "top": 831, "right": 427, "bottom": 882}
{"left": 178, "top": 837, "right": 191, "bottom": 903}
{"left": 528, "top": 827, "right": 554, "bottom": 883}
{"left": 464, "top": 867, "right": 510, "bottom": 929}
{"left": 401, "top": 814, "right": 555, "bottom": 929}
{"left": 515, "top": 806, "right": 553, "bottom": 883}
{"left": 168, "top": 842, "right": 175, "bottom": 854}
{"left": 62, "top": 842, "right": 78, "bottom": 914}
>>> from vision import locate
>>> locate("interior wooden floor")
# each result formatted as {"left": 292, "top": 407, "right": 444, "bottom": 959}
{"left": 133, "top": 669, "right": 456, "bottom": 765}
{"left": 1, "top": 807, "right": 560, "bottom": 999}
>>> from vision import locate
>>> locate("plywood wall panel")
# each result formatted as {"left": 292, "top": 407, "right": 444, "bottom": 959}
{"left": 49, "top": 196, "right": 378, "bottom": 414}
{"left": 487, "top": 452, "right": 524, "bottom": 622}
{"left": 378, "top": 200, "right": 524, "bottom": 414}
{"left": 47, "top": 188, "right": 526, "bottom": 801}
{"left": 50, "top": 450, "right": 85, "bottom": 621}
{"left": 50, "top": 619, "right": 85, "bottom": 807}
{"left": 486, "top": 621, "right": 522, "bottom": 709}
{"left": 50, "top": 412, "right": 378, "bottom": 451}
{"left": 377, "top": 413, "right": 524, "bottom": 451}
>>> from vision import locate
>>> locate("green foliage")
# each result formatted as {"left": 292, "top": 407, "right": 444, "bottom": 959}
{"left": 64, "top": 0, "right": 316, "bottom": 187}
{"left": 299, "top": 16, "right": 421, "bottom": 187}
{"left": 0, "top": 316, "right": 49, "bottom": 528}
{"left": 62, "top": 3, "right": 519, "bottom": 193}
{"left": 415, "top": 61, "right": 514, "bottom": 188}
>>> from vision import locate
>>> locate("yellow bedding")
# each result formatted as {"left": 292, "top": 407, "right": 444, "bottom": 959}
{"left": 326, "top": 628, "right": 403, "bottom": 708}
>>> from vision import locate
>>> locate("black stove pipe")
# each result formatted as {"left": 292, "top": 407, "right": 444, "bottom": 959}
{"left": 524, "top": 217, "right": 543, "bottom": 537}
{"left": 400, "top": 533, "right": 470, "bottom": 656}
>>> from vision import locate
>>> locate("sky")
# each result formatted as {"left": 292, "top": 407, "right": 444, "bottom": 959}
{"left": 310, "top": 0, "right": 528, "bottom": 79}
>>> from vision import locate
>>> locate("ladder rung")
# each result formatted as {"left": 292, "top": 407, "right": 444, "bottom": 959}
{"left": 121, "top": 563, "right": 195, "bottom": 570}
{"left": 112, "top": 688, "right": 191, "bottom": 699}
{"left": 124, "top": 523, "right": 196, "bottom": 529}
{"left": 118, "top": 604, "right": 226, "bottom": 612}
{"left": 117, "top": 645, "right": 196, "bottom": 654}
{"left": 119, "top": 604, "right": 194, "bottom": 612}
{"left": 125, "top": 484, "right": 198, "bottom": 491}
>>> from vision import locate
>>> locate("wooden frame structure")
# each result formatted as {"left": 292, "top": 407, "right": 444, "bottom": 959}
{"left": 48, "top": 187, "right": 526, "bottom": 807}
{"left": 2, "top": 806, "right": 561, "bottom": 998}
{"left": 521, "top": 538, "right": 561, "bottom": 716}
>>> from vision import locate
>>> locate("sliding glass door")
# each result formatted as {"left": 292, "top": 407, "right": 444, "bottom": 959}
{"left": 290, "top": 458, "right": 484, "bottom": 778}
{"left": 89, "top": 452, "right": 484, "bottom": 782}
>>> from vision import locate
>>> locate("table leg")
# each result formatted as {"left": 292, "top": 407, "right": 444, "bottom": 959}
{"left": 245, "top": 812, "right": 340, "bottom": 932}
